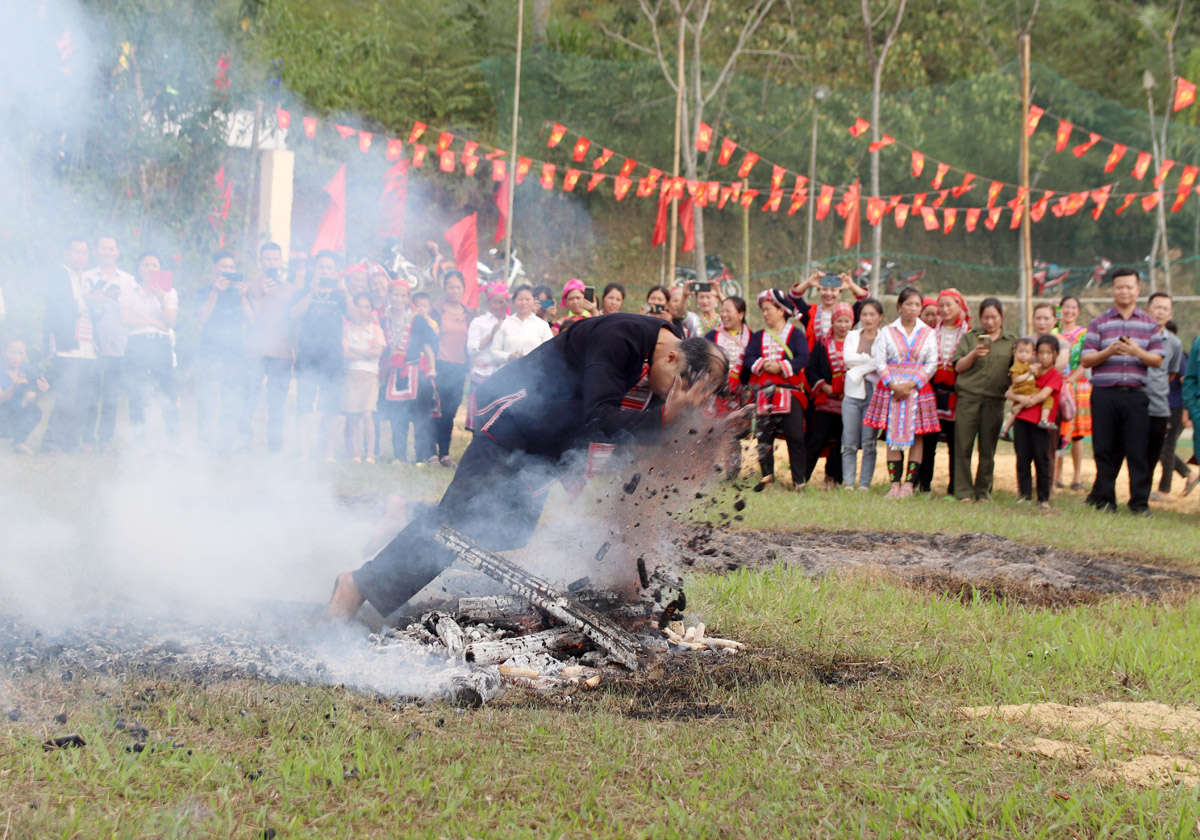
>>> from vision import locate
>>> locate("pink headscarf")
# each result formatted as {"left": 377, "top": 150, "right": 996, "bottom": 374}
{"left": 485, "top": 281, "right": 508, "bottom": 299}
{"left": 561, "top": 278, "right": 586, "bottom": 307}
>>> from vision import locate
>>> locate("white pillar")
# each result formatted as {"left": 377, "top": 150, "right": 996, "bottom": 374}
{"left": 258, "top": 150, "right": 294, "bottom": 258}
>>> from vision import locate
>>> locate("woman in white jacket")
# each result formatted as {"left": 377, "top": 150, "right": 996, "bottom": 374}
{"left": 840, "top": 299, "right": 884, "bottom": 489}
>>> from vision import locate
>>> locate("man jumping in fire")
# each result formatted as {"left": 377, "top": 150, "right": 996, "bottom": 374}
{"left": 327, "top": 312, "right": 731, "bottom": 622}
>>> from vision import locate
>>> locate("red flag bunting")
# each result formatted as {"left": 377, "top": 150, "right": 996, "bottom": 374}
{"left": 379, "top": 159, "right": 409, "bottom": 239}
{"left": 1091, "top": 185, "right": 1113, "bottom": 219}
{"left": 463, "top": 156, "right": 480, "bottom": 176}
{"left": 930, "top": 162, "right": 950, "bottom": 190}
{"left": 613, "top": 176, "right": 632, "bottom": 201}
{"left": 739, "top": 189, "right": 760, "bottom": 210}
{"left": 1104, "top": 143, "right": 1127, "bottom": 173}
{"left": 618, "top": 158, "right": 638, "bottom": 178}
{"left": 771, "top": 165, "right": 785, "bottom": 191}
{"left": 1030, "top": 191, "right": 1054, "bottom": 222}
{"left": 461, "top": 141, "right": 478, "bottom": 159}
{"left": 815, "top": 184, "right": 834, "bottom": 220}
{"left": 894, "top": 203, "right": 910, "bottom": 228}
{"left": 696, "top": 122, "right": 713, "bottom": 152}
{"left": 718, "top": 137, "right": 737, "bottom": 166}
{"left": 311, "top": 164, "right": 346, "bottom": 254}
{"left": 866, "top": 197, "right": 887, "bottom": 225}
{"left": 408, "top": 122, "right": 426, "bottom": 144}
{"left": 645, "top": 168, "right": 663, "bottom": 188}
{"left": 412, "top": 144, "right": 427, "bottom": 167}
{"left": 1072, "top": 132, "right": 1100, "bottom": 158}
{"left": 867, "top": 134, "right": 895, "bottom": 153}
{"left": 987, "top": 180, "right": 1003, "bottom": 207}
{"left": 887, "top": 194, "right": 902, "bottom": 210}
{"left": 436, "top": 132, "right": 453, "bottom": 153}
{"left": 586, "top": 173, "right": 606, "bottom": 192}
{"left": 1114, "top": 193, "right": 1137, "bottom": 215}
{"left": 931, "top": 189, "right": 949, "bottom": 209}
{"left": 1153, "top": 160, "right": 1176, "bottom": 189}
{"left": 718, "top": 186, "right": 733, "bottom": 209}
{"left": 737, "top": 152, "right": 760, "bottom": 178}
{"left": 571, "top": 137, "right": 590, "bottom": 163}
{"left": 439, "top": 149, "right": 455, "bottom": 172}
{"left": 334, "top": 124, "right": 356, "bottom": 140}
{"left": 965, "top": 207, "right": 981, "bottom": 232}
{"left": 763, "top": 189, "right": 783, "bottom": 213}
{"left": 848, "top": 118, "right": 871, "bottom": 137}
{"left": 951, "top": 173, "right": 975, "bottom": 198}
{"left": 485, "top": 149, "right": 506, "bottom": 160}
{"left": 358, "top": 131, "right": 373, "bottom": 154}
{"left": 1132, "top": 151, "right": 1152, "bottom": 180}
{"left": 730, "top": 182, "right": 743, "bottom": 201}
{"left": 1171, "top": 165, "right": 1198, "bottom": 211}
{"left": 787, "top": 190, "right": 808, "bottom": 215}
{"left": 1051, "top": 196, "right": 1068, "bottom": 217}
{"left": 540, "top": 163, "right": 555, "bottom": 189}
{"left": 911, "top": 150, "right": 925, "bottom": 177}
{"left": 561, "top": 168, "right": 582, "bottom": 192}
{"left": 303, "top": 117, "right": 317, "bottom": 138}
{"left": 680, "top": 192, "right": 695, "bottom": 251}
{"left": 491, "top": 159, "right": 507, "bottom": 182}
{"left": 636, "top": 176, "right": 655, "bottom": 197}
{"left": 547, "top": 123, "right": 566, "bottom": 148}
{"left": 386, "top": 138, "right": 403, "bottom": 161}
{"left": 1142, "top": 192, "right": 1160, "bottom": 212}
{"left": 1055, "top": 120, "right": 1072, "bottom": 152}
{"left": 275, "top": 108, "right": 291, "bottom": 130}
{"left": 1064, "top": 191, "right": 1087, "bottom": 216}
{"left": 592, "top": 148, "right": 613, "bottom": 169}
{"left": 791, "top": 174, "right": 809, "bottom": 197}
{"left": 1009, "top": 203, "right": 1024, "bottom": 229}
{"left": 1173, "top": 77, "right": 1196, "bottom": 112}
{"left": 920, "top": 207, "right": 939, "bottom": 231}
{"left": 985, "top": 207, "right": 1002, "bottom": 230}
{"left": 942, "top": 208, "right": 957, "bottom": 234}
{"left": 515, "top": 157, "right": 532, "bottom": 184}
{"left": 911, "top": 192, "right": 927, "bottom": 209}
{"left": 1026, "top": 105, "right": 1044, "bottom": 136}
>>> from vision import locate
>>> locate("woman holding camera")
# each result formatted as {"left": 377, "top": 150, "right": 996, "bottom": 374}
{"left": 643, "top": 285, "right": 673, "bottom": 324}
{"left": 951, "top": 297, "right": 1017, "bottom": 502}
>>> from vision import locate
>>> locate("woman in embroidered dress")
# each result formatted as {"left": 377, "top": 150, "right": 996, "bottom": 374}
{"left": 841, "top": 298, "right": 884, "bottom": 490}
{"left": 706, "top": 295, "right": 749, "bottom": 477}
{"left": 863, "top": 287, "right": 940, "bottom": 498}
{"left": 1053, "top": 294, "right": 1092, "bottom": 491}
{"left": 695, "top": 287, "right": 722, "bottom": 336}
{"left": 741, "top": 290, "right": 810, "bottom": 490}
{"left": 379, "top": 281, "right": 438, "bottom": 463}
{"left": 916, "top": 288, "right": 971, "bottom": 496}
{"left": 804, "top": 302, "right": 854, "bottom": 488}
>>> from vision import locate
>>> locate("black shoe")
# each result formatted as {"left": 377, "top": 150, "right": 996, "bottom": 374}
{"left": 1086, "top": 498, "right": 1118, "bottom": 514}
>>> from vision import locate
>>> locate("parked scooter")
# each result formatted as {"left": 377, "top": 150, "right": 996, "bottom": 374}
{"left": 1032, "top": 259, "right": 1070, "bottom": 297}
{"left": 1083, "top": 256, "right": 1112, "bottom": 291}
{"left": 674, "top": 253, "right": 743, "bottom": 299}
{"left": 852, "top": 258, "right": 926, "bottom": 295}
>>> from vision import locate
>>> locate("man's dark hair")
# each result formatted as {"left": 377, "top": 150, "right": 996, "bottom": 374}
{"left": 314, "top": 250, "right": 339, "bottom": 266}
{"left": 1148, "top": 291, "right": 1171, "bottom": 306}
{"left": 442, "top": 270, "right": 465, "bottom": 289}
{"left": 1109, "top": 266, "right": 1140, "bottom": 285}
{"left": 724, "top": 295, "right": 747, "bottom": 316}
{"left": 259, "top": 241, "right": 282, "bottom": 256}
{"left": 1035, "top": 335, "right": 1059, "bottom": 355}
{"left": 212, "top": 249, "right": 235, "bottom": 265}
{"left": 136, "top": 250, "right": 160, "bottom": 265}
{"left": 602, "top": 282, "right": 625, "bottom": 299}
{"left": 680, "top": 336, "right": 728, "bottom": 386}
{"left": 412, "top": 291, "right": 431, "bottom": 305}
{"left": 511, "top": 283, "right": 534, "bottom": 300}
{"left": 980, "top": 297, "right": 1004, "bottom": 317}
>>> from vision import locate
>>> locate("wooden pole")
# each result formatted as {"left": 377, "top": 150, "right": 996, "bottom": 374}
{"left": 1020, "top": 33, "right": 1033, "bottom": 334}
{"left": 504, "top": 0, "right": 524, "bottom": 277}
{"left": 667, "top": 15, "right": 684, "bottom": 287}
{"left": 742, "top": 179, "right": 750, "bottom": 289}
{"left": 242, "top": 99, "right": 264, "bottom": 253}
{"left": 804, "top": 101, "right": 819, "bottom": 271}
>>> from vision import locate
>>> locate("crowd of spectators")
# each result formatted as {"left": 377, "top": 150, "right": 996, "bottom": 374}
{"left": 2, "top": 238, "right": 1197, "bottom": 515}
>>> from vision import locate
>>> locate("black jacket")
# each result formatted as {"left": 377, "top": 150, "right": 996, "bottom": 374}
{"left": 473, "top": 313, "right": 682, "bottom": 458}
{"left": 43, "top": 267, "right": 83, "bottom": 354}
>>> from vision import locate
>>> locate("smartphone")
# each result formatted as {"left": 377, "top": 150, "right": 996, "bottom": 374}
{"left": 690, "top": 281, "right": 713, "bottom": 293}
{"left": 221, "top": 271, "right": 244, "bottom": 285}
{"left": 649, "top": 303, "right": 665, "bottom": 315}
{"left": 583, "top": 286, "right": 595, "bottom": 303}
{"left": 539, "top": 298, "right": 554, "bottom": 311}
{"left": 818, "top": 273, "right": 842, "bottom": 288}
{"left": 150, "top": 270, "right": 173, "bottom": 292}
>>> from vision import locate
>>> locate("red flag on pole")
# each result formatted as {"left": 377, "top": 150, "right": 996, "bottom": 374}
{"left": 1055, "top": 120, "right": 1072, "bottom": 152}
{"left": 1173, "top": 77, "right": 1196, "bottom": 112}
{"left": 493, "top": 180, "right": 508, "bottom": 243}
{"left": 379, "top": 159, "right": 409, "bottom": 238}
{"left": 843, "top": 182, "right": 861, "bottom": 249}
{"left": 717, "top": 138, "right": 737, "bottom": 166}
{"left": 1071, "top": 132, "right": 1100, "bottom": 158}
{"left": 680, "top": 192, "right": 696, "bottom": 251}
{"left": 1104, "top": 143, "right": 1127, "bottom": 173}
{"left": 815, "top": 184, "right": 834, "bottom": 220}
{"left": 1026, "top": 105, "right": 1044, "bottom": 135}
{"left": 444, "top": 214, "right": 479, "bottom": 309}
{"left": 651, "top": 189, "right": 671, "bottom": 248}
{"left": 311, "top": 164, "right": 346, "bottom": 254}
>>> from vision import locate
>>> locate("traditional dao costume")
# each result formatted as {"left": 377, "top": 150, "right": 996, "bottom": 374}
{"left": 741, "top": 290, "right": 810, "bottom": 486}
{"left": 863, "top": 311, "right": 940, "bottom": 486}
{"left": 353, "top": 314, "right": 688, "bottom": 619}
{"left": 918, "top": 287, "right": 970, "bottom": 494}
{"left": 803, "top": 301, "right": 853, "bottom": 484}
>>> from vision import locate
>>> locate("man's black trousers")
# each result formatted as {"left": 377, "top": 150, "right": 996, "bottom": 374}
{"left": 1086, "top": 386, "right": 1152, "bottom": 513}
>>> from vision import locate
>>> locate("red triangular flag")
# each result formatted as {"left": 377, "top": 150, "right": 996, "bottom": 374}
{"left": 848, "top": 118, "right": 870, "bottom": 138}
{"left": 444, "top": 213, "right": 479, "bottom": 308}
{"left": 951, "top": 173, "right": 975, "bottom": 198}
{"left": 303, "top": 117, "right": 316, "bottom": 139}
{"left": 787, "top": 190, "right": 808, "bottom": 216}
{"left": 485, "top": 149, "right": 506, "bottom": 160}
{"left": 1132, "top": 151, "right": 1152, "bottom": 179}
{"left": 739, "top": 189, "right": 760, "bottom": 210}
{"left": 1114, "top": 193, "right": 1137, "bottom": 215}
{"left": 1071, "top": 132, "right": 1100, "bottom": 158}
{"left": 1055, "top": 119, "right": 1072, "bottom": 152}
{"left": 736, "top": 152, "right": 760, "bottom": 178}
{"left": 1173, "top": 77, "right": 1196, "bottom": 112}
{"left": 618, "top": 158, "right": 638, "bottom": 178}
{"left": 358, "top": 131, "right": 373, "bottom": 154}
{"left": 386, "top": 138, "right": 403, "bottom": 161}
{"left": 1104, "top": 143, "right": 1127, "bottom": 173}
{"left": 334, "top": 124, "right": 356, "bottom": 140}
{"left": 718, "top": 186, "right": 733, "bottom": 209}
{"left": 379, "top": 159, "right": 409, "bottom": 238}
{"left": 718, "top": 137, "right": 737, "bottom": 166}
{"left": 1030, "top": 190, "right": 1055, "bottom": 222}
{"left": 586, "top": 173, "right": 606, "bottom": 192}
{"left": 1153, "top": 160, "right": 1176, "bottom": 189}
{"left": 867, "top": 134, "right": 895, "bottom": 153}
{"left": 547, "top": 123, "right": 566, "bottom": 148}
{"left": 696, "top": 122, "right": 713, "bottom": 152}
{"left": 493, "top": 180, "right": 509, "bottom": 243}
{"left": 911, "top": 150, "right": 925, "bottom": 178}
{"left": 562, "top": 168, "right": 581, "bottom": 191}
{"left": 763, "top": 189, "right": 784, "bottom": 213}
{"left": 408, "top": 121, "right": 426, "bottom": 144}
{"left": 275, "top": 108, "right": 291, "bottom": 130}
{"left": 1026, "top": 105, "right": 1044, "bottom": 136}
{"left": 311, "top": 164, "right": 346, "bottom": 254}
{"left": 931, "top": 189, "right": 949, "bottom": 209}
{"left": 592, "top": 148, "right": 613, "bottom": 169}
{"left": 930, "top": 162, "right": 950, "bottom": 190}
{"left": 571, "top": 137, "right": 590, "bottom": 163}
{"left": 815, "top": 184, "right": 834, "bottom": 220}
{"left": 942, "top": 208, "right": 957, "bottom": 234}
{"left": 965, "top": 207, "right": 981, "bottom": 232}
{"left": 920, "top": 207, "right": 939, "bottom": 231}
{"left": 893, "top": 203, "right": 910, "bottom": 228}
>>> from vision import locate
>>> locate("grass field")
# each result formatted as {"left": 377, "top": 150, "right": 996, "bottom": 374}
{"left": 2, "top": 435, "right": 1200, "bottom": 838}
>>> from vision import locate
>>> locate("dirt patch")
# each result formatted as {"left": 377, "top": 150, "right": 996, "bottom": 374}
{"left": 963, "top": 701, "right": 1200, "bottom": 789}
{"left": 678, "top": 527, "right": 1199, "bottom": 605}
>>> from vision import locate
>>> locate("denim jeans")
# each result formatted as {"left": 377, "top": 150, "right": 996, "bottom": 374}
{"left": 840, "top": 383, "right": 878, "bottom": 488}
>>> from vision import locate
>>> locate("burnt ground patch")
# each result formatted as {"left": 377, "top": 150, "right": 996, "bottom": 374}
{"left": 677, "top": 527, "right": 1200, "bottom": 606}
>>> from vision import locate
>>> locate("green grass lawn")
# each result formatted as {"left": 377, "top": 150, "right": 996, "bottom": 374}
{"left": 2, "top": 449, "right": 1200, "bottom": 838}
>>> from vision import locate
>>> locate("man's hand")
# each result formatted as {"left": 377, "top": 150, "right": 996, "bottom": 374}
{"left": 214, "top": 274, "right": 231, "bottom": 292}
{"left": 663, "top": 372, "right": 716, "bottom": 425}
{"left": 36, "top": 377, "right": 49, "bottom": 392}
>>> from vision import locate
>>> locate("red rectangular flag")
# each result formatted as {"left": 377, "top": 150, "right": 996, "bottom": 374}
{"left": 562, "top": 169, "right": 581, "bottom": 191}
{"left": 275, "top": 108, "right": 291, "bottom": 130}
{"left": 951, "top": 173, "right": 975, "bottom": 198}
{"left": 1065, "top": 191, "right": 1089, "bottom": 216}
{"left": 920, "top": 207, "right": 939, "bottom": 230}
{"left": 408, "top": 122, "right": 426, "bottom": 144}
{"left": 463, "top": 156, "right": 480, "bottom": 176}
{"left": 792, "top": 174, "right": 809, "bottom": 197}
{"left": 930, "top": 162, "right": 950, "bottom": 189}
{"left": 739, "top": 189, "right": 760, "bottom": 210}
{"left": 491, "top": 159, "right": 506, "bottom": 182}
{"left": 867, "top": 134, "right": 895, "bottom": 153}
{"left": 865, "top": 197, "right": 887, "bottom": 225}
{"left": 613, "top": 176, "right": 632, "bottom": 200}
{"left": 696, "top": 121, "right": 713, "bottom": 151}
{"left": 303, "top": 117, "right": 317, "bottom": 138}
{"left": 771, "top": 165, "right": 785, "bottom": 191}
{"left": 911, "top": 150, "right": 925, "bottom": 177}
{"left": 592, "top": 148, "right": 613, "bottom": 169}
{"left": 515, "top": 157, "right": 532, "bottom": 184}
{"left": 942, "top": 208, "right": 957, "bottom": 234}
{"left": 706, "top": 182, "right": 720, "bottom": 203}
{"left": 636, "top": 176, "right": 655, "bottom": 197}
{"left": 1142, "top": 192, "right": 1161, "bottom": 212}
{"left": 1104, "top": 143, "right": 1127, "bottom": 173}
{"left": 965, "top": 207, "right": 981, "bottom": 232}
{"left": 848, "top": 118, "right": 870, "bottom": 137}
{"left": 439, "top": 149, "right": 455, "bottom": 172}
{"left": 1055, "top": 120, "right": 1072, "bottom": 152}
{"left": 1153, "top": 160, "right": 1176, "bottom": 189}
{"left": 386, "top": 138, "right": 403, "bottom": 161}
{"left": 1026, "top": 105, "right": 1044, "bottom": 136}
{"left": 1091, "top": 185, "right": 1113, "bottom": 219}
{"left": 1009, "top": 203, "right": 1024, "bottom": 229}
{"left": 586, "top": 173, "right": 606, "bottom": 192}
{"left": 763, "top": 189, "right": 783, "bottom": 212}
{"left": 412, "top": 144, "right": 427, "bottom": 167}
{"left": 984, "top": 207, "right": 1002, "bottom": 230}
{"left": 815, "top": 184, "right": 834, "bottom": 220}
{"left": 911, "top": 192, "right": 927, "bottom": 209}
{"left": 540, "top": 163, "right": 555, "bottom": 189}
{"left": 645, "top": 168, "right": 663, "bottom": 188}
{"left": 547, "top": 123, "right": 566, "bottom": 147}
{"left": 717, "top": 138, "right": 737, "bottom": 167}
{"left": 787, "top": 190, "right": 808, "bottom": 216}
{"left": 1072, "top": 132, "right": 1100, "bottom": 158}
{"left": 1114, "top": 193, "right": 1137, "bottom": 215}
{"left": 1132, "top": 151, "right": 1152, "bottom": 179}
{"left": 718, "top": 186, "right": 733, "bottom": 209}
{"left": 987, "top": 180, "right": 1003, "bottom": 207}
{"left": 618, "top": 158, "right": 638, "bottom": 178}
{"left": 931, "top": 189, "right": 949, "bottom": 209}
{"left": 462, "top": 141, "right": 478, "bottom": 158}
{"left": 436, "top": 132, "right": 453, "bottom": 153}
{"left": 737, "top": 152, "right": 760, "bottom": 178}
{"left": 358, "top": 131, "right": 373, "bottom": 154}
{"left": 1171, "top": 165, "right": 1199, "bottom": 211}
{"left": 893, "top": 203, "right": 910, "bottom": 228}
{"left": 1030, "top": 190, "right": 1055, "bottom": 221}
{"left": 1173, "top": 77, "right": 1196, "bottom": 112}
{"left": 571, "top": 137, "right": 590, "bottom": 163}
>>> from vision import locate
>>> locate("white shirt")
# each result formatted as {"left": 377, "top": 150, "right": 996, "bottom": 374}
{"left": 83, "top": 267, "right": 137, "bottom": 357}
{"left": 466, "top": 311, "right": 502, "bottom": 378}
{"left": 55, "top": 266, "right": 97, "bottom": 360}
{"left": 843, "top": 328, "right": 879, "bottom": 400}
{"left": 124, "top": 285, "right": 179, "bottom": 337}
{"left": 487, "top": 313, "right": 553, "bottom": 365}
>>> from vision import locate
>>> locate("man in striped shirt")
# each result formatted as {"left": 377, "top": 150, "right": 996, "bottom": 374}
{"left": 1080, "top": 268, "right": 1164, "bottom": 514}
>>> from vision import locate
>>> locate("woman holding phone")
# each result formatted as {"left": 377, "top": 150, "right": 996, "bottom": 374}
{"left": 120, "top": 251, "right": 180, "bottom": 448}
{"left": 951, "top": 297, "right": 1017, "bottom": 502}
{"left": 557, "top": 278, "right": 597, "bottom": 333}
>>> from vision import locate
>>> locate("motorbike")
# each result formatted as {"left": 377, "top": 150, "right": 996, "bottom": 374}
{"left": 851, "top": 258, "right": 926, "bottom": 295}
{"left": 481, "top": 247, "right": 527, "bottom": 289}
{"left": 1032, "top": 259, "right": 1070, "bottom": 297}
{"left": 674, "top": 253, "right": 744, "bottom": 299}
{"left": 1084, "top": 257, "right": 1112, "bottom": 290}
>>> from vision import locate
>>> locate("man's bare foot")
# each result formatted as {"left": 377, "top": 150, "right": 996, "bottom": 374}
{"left": 326, "top": 571, "right": 366, "bottom": 620}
